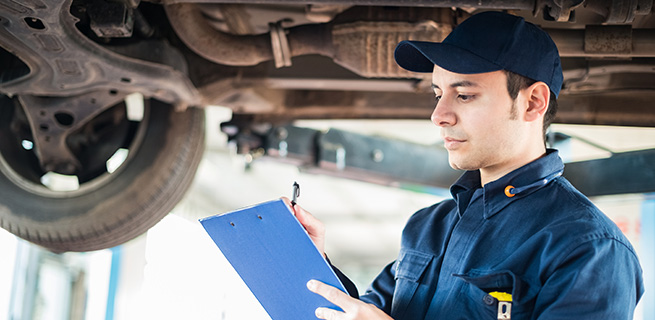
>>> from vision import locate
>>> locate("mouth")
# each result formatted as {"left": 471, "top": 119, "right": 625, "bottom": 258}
{"left": 443, "top": 137, "right": 466, "bottom": 150}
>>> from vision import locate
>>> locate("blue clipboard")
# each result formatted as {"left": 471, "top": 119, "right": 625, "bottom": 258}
{"left": 199, "top": 199, "right": 347, "bottom": 320}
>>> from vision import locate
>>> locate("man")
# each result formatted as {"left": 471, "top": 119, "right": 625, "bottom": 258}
{"left": 286, "top": 11, "right": 644, "bottom": 319}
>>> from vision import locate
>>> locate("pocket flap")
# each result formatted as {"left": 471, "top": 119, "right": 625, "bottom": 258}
{"left": 395, "top": 250, "right": 433, "bottom": 282}
{"left": 454, "top": 270, "right": 523, "bottom": 298}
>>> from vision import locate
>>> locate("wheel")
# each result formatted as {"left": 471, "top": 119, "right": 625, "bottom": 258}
{"left": 0, "top": 95, "right": 205, "bottom": 252}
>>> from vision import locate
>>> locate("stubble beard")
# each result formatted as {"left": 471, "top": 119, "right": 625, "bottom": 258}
{"left": 447, "top": 99, "right": 519, "bottom": 171}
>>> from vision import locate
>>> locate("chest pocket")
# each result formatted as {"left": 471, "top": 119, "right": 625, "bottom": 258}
{"left": 391, "top": 250, "right": 433, "bottom": 319}
{"left": 454, "top": 270, "right": 529, "bottom": 319}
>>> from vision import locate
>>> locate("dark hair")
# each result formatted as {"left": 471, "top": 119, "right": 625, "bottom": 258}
{"left": 505, "top": 70, "right": 558, "bottom": 144}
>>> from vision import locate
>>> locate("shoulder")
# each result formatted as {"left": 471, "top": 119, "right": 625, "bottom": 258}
{"left": 405, "top": 199, "right": 456, "bottom": 226}
{"left": 538, "top": 177, "right": 639, "bottom": 265}
{"left": 400, "top": 199, "right": 457, "bottom": 246}
{"left": 549, "top": 178, "right": 625, "bottom": 235}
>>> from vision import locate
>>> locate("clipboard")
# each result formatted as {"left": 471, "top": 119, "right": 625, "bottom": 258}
{"left": 199, "top": 199, "right": 347, "bottom": 320}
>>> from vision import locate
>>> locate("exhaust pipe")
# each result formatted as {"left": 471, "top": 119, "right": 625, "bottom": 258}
{"left": 164, "top": 3, "right": 450, "bottom": 77}
{"left": 165, "top": 3, "right": 333, "bottom": 67}
{"left": 166, "top": 3, "right": 655, "bottom": 80}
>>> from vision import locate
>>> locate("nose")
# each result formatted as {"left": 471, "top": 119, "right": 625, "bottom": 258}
{"left": 430, "top": 99, "right": 456, "bottom": 127}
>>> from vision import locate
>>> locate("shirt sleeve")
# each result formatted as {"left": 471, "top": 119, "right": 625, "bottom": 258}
{"left": 358, "top": 260, "right": 398, "bottom": 314}
{"left": 534, "top": 237, "right": 644, "bottom": 319}
{"left": 326, "top": 255, "right": 360, "bottom": 299}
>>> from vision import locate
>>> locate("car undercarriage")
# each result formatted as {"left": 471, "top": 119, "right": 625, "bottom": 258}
{"left": 1, "top": 0, "right": 654, "bottom": 251}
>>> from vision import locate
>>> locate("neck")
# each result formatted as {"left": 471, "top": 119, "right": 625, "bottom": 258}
{"left": 479, "top": 146, "right": 547, "bottom": 186}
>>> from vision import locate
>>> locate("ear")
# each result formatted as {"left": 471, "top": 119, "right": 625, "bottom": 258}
{"left": 523, "top": 82, "right": 550, "bottom": 122}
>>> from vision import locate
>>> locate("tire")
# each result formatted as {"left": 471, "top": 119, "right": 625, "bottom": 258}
{"left": 0, "top": 97, "right": 205, "bottom": 252}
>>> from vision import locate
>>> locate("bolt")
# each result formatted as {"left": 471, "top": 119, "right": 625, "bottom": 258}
{"left": 371, "top": 149, "right": 384, "bottom": 163}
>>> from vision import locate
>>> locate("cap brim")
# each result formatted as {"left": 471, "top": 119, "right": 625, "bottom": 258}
{"left": 394, "top": 40, "right": 503, "bottom": 74}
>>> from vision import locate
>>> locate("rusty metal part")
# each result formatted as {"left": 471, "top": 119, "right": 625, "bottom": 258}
{"left": 165, "top": 3, "right": 450, "bottom": 77}
{"left": 270, "top": 22, "right": 292, "bottom": 68}
{"left": 557, "top": 90, "right": 655, "bottom": 127}
{"left": 199, "top": 4, "right": 258, "bottom": 35}
{"left": 306, "top": 4, "right": 352, "bottom": 23}
{"left": 18, "top": 90, "right": 128, "bottom": 174}
{"left": 166, "top": 2, "right": 655, "bottom": 79}
{"left": 0, "top": 0, "right": 200, "bottom": 108}
{"left": 87, "top": 0, "right": 135, "bottom": 38}
{"left": 164, "top": 3, "right": 276, "bottom": 66}
{"left": 331, "top": 21, "right": 450, "bottom": 78}
{"left": 584, "top": 0, "right": 654, "bottom": 23}
{"left": 584, "top": 25, "right": 632, "bottom": 55}
{"left": 163, "top": 0, "right": 534, "bottom": 10}
{"left": 548, "top": 27, "right": 655, "bottom": 58}
{"left": 542, "top": 0, "right": 584, "bottom": 22}
{"left": 219, "top": 86, "right": 655, "bottom": 127}
{"left": 162, "top": 0, "right": 654, "bottom": 23}
{"left": 165, "top": 2, "right": 334, "bottom": 66}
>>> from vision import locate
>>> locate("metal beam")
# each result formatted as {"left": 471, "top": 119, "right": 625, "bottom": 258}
{"left": 564, "top": 149, "right": 655, "bottom": 196}
{"left": 257, "top": 125, "right": 655, "bottom": 197}
{"left": 263, "top": 125, "right": 460, "bottom": 188}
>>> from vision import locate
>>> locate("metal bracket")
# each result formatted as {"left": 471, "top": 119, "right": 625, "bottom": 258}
{"left": 19, "top": 91, "right": 127, "bottom": 174}
{"left": 542, "top": 0, "right": 584, "bottom": 22}
{"left": 87, "top": 0, "right": 135, "bottom": 38}
{"left": 269, "top": 22, "right": 292, "bottom": 68}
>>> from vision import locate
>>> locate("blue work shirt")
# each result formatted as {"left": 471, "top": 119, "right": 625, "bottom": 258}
{"left": 358, "top": 149, "right": 644, "bottom": 319}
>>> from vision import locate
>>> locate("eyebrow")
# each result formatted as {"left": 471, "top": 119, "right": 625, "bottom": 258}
{"left": 431, "top": 80, "right": 479, "bottom": 91}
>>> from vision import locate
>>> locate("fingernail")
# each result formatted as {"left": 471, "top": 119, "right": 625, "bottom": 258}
{"left": 307, "top": 280, "right": 317, "bottom": 290}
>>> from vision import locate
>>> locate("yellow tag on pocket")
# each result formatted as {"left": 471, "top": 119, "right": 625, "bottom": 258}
{"left": 489, "top": 291, "right": 512, "bottom": 302}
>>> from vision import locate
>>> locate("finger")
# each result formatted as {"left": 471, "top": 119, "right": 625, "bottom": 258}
{"left": 295, "top": 206, "right": 324, "bottom": 236}
{"left": 307, "top": 280, "right": 356, "bottom": 312}
{"left": 315, "top": 307, "right": 343, "bottom": 320}
{"left": 280, "top": 196, "right": 295, "bottom": 210}
{"left": 281, "top": 196, "right": 306, "bottom": 218}
{"left": 280, "top": 197, "right": 326, "bottom": 256}
{"left": 281, "top": 197, "right": 325, "bottom": 237}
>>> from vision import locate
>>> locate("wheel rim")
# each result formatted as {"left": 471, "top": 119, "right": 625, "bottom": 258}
{"left": 0, "top": 94, "right": 150, "bottom": 198}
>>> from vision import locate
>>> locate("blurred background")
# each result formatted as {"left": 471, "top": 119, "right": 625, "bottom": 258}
{"left": 0, "top": 106, "right": 652, "bottom": 320}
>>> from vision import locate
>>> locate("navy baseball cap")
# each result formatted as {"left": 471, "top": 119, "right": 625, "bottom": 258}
{"left": 394, "top": 11, "right": 563, "bottom": 97}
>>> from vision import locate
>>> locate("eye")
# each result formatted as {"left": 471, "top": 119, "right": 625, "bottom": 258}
{"left": 434, "top": 95, "right": 442, "bottom": 103}
{"left": 458, "top": 94, "right": 474, "bottom": 102}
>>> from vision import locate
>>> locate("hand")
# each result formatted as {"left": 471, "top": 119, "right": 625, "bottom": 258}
{"left": 281, "top": 197, "right": 326, "bottom": 257}
{"left": 308, "top": 280, "right": 394, "bottom": 320}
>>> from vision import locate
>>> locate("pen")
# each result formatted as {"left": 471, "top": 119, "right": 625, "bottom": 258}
{"left": 291, "top": 181, "right": 300, "bottom": 206}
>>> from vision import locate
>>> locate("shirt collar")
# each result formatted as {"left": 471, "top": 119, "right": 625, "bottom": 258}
{"left": 450, "top": 149, "right": 565, "bottom": 219}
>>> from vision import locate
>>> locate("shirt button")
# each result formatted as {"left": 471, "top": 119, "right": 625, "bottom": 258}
{"left": 483, "top": 294, "right": 495, "bottom": 305}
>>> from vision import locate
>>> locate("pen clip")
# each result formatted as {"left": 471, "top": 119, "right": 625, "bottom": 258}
{"left": 291, "top": 181, "right": 300, "bottom": 206}
{"left": 497, "top": 301, "right": 511, "bottom": 320}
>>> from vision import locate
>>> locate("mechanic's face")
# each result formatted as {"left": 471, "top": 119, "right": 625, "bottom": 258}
{"left": 431, "top": 65, "right": 530, "bottom": 184}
